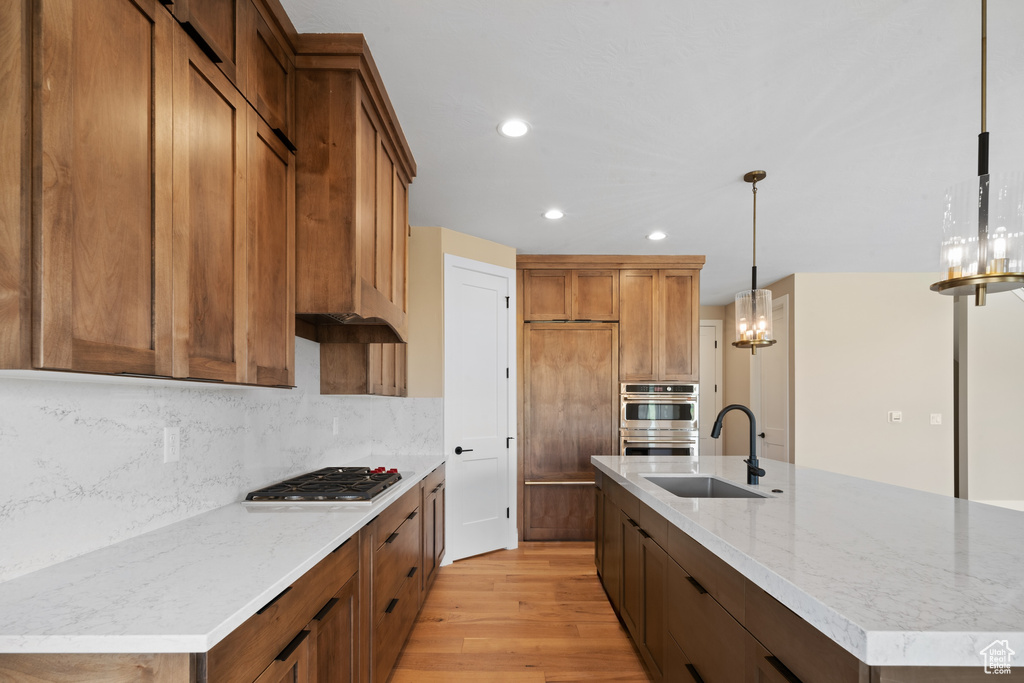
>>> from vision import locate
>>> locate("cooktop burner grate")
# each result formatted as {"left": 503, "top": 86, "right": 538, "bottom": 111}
{"left": 245, "top": 467, "right": 402, "bottom": 502}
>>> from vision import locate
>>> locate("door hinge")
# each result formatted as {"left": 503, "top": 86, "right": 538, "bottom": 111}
{"left": 506, "top": 367, "right": 509, "bottom": 379}
{"left": 715, "top": 340, "right": 718, "bottom": 348}
{"left": 506, "top": 507, "right": 510, "bottom": 519}
{"left": 715, "top": 384, "right": 718, "bottom": 392}
{"left": 505, "top": 296, "right": 510, "bottom": 308}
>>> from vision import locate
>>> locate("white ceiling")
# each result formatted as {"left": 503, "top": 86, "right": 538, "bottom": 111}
{"left": 280, "top": 0, "right": 1024, "bottom": 304}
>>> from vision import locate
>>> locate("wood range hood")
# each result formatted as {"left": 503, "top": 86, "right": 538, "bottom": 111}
{"left": 294, "top": 34, "right": 416, "bottom": 346}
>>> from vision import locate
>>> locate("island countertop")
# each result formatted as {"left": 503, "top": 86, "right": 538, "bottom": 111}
{"left": 591, "top": 454, "right": 1024, "bottom": 667}
{"left": 0, "top": 454, "right": 445, "bottom": 654}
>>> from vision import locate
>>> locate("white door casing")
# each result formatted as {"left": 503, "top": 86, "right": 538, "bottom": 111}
{"left": 699, "top": 321, "right": 723, "bottom": 456}
{"left": 443, "top": 254, "right": 517, "bottom": 562}
{"left": 751, "top": 294, "right": 790, "bottom": 463}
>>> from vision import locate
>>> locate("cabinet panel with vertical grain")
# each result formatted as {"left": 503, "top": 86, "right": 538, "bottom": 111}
{"left": 522, "top": 270, "right": 571, "bottom": 320}
{"left": 659, "top": 270, "right": 699, "bottom": 381}
{"left": 311, "top": 574, "right": 360, "bottom": 683}
{"left": 246, "top": 110, "right": 294, "bottom": 387}
{"left": 32, "top": 0, "right": 174, "bottom": 376}
{"left": 248, "top": 1, "right": 293, "bottom": 141}
{"left": 572, "top": 270, "right": 618, "bottom": 320}
{"left": 171, "top": 0, "right": 247, "bottom": 90}
{"left": 618, "top": 270, "right": 658, "bottom": 380}
{"left": 172, "top": 31, "right": 247, "bottom": 382}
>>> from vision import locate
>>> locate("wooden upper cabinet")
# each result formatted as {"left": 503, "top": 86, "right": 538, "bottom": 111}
{"left": 170, "top": 0, "right": 247, "bottom": 90}
{"left": 572, "top": 270, "right": 618, "bottom": 320}
{"left": 619, "top": 269, "right": 700, "bottom": 382}
{"left": 522, "top": 269, "right": 618, "bottom": 321}
{"left": 32, "top": 0, "right": 174, "bottom": 375}
{"left": 293, "top": 35, "right": 416, "bottom": 345}
{"left": 522, "top": 270, "right": 571, "bottom": 320}
{"left": 659, "top": 270, "right": 699, "bottom": 381}
{"left": 247, "top": 110, "right": 295, "bottom": 387}
{"left": 618, "top": 270, "right": 658, "bottom": 381}
{"left": 172, "top": 30, "right": 248, "bottom": 382}
{"left": 248, "top": 1, "right": 294, "bottom": 144}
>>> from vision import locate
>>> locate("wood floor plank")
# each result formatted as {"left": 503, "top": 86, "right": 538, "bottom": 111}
{"left": 392, "top": 542, "right": 649, "bottom": 682}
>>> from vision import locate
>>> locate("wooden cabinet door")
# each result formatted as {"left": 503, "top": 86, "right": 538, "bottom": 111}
{"left": 620, "top": 512, "right": 642, "bottom": 642}
{"left": 572, "top": 270, "right": 618, "bottom": 321}
{"left": 618, "top": 270, "right": 658, "bottom": 381}
{"left": 34, "top": 0, "right": 174, "bottom": 375}
{"left": 246, "top": 110, "right": 294, "bottom": 387}
{"left": 667, "top": 556, "right": 747, "bottom": 683}
{"left": 253, "top": 631, "right": 311, "bottom": 683}
{"left": 248, "top": 1, "right": 294, "bottom": 142}
{"left": 659, "top": 270, "right": 699, "bottom": 381}
{"left": 522, "top": 270, "right": 571, "bottom": 320}
{"left": 433, "top": 481, "right": 445, "bottom": 571}
{"left": 522, "top": 322, "right": 617, "bottom": 540}
{"left": 601, "top": 492, "right": 622, "bottom": 612}
{"left": 312, "top": 575, "right": 360, "bottom": 683}
{"left": 172, "top": 32, "right": 248, "bottom": 382}
{"left": 171, "top": 0, "right": 247, "bottom": 89}
{"left": 594, "top": 484, "right": 605, "bottom": 577}
{"left": 640, "top": 534, "right": 668, "bottom": 681}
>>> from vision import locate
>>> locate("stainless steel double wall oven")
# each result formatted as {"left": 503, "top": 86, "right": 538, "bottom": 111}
{"left": 619, "top": 382, "right": 698, "bottom": 456}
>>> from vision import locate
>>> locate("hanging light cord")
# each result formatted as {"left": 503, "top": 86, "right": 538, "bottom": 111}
{"left": 981, "top": 0, "right": 987, "bottom": 135}
{"left": 751, "top": 178, "right": 759, "bottom": 291}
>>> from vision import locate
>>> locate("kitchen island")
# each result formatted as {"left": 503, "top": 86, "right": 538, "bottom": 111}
{"left": 592, "top": 454, "right": 1024, "bottom": 680}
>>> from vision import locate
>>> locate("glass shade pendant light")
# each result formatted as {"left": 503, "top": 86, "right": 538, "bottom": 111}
{"left": 931, "top": 0, "right": 1024, "bottom": 305}
{"left": 733, "top": 170, "right": 777, "bottom": 355}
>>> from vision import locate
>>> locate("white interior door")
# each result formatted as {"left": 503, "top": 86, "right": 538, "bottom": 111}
{"left": 752, "top": 295, "right": 790, "bottom": 462}
{"left": 444, "top": 255, "right": 516, "bottom": 562}
{"left": 699, "top": 322, "right": 723, "bottom": 455}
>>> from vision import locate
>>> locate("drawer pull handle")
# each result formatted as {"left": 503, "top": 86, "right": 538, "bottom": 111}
{"left": 385, "top": 598, "right": 399, "bottom": 614}
{"left": 407, "top": 510, "right": 418, "bottom": 520}
{"left": 332, "top": 538, "right": 349, "bottom": 553}
{"left": 685, "top": 576, "right": 708, "bottom": 595}
{"left": 313, "top": 598, "right": 339, "bottom": 622}
{"left": 627, "top": 518, "right": 639, "bottom": 528}
{"left": 275, "top": 630, "right": 309, "bottom": 662}
{"left": 685, "top": 663, "right": 705, "bottom": 683}
{"left": 638, "top": 528, "right": 651, "bottom": 539}
{"left": 256, "top": 586, "right": 292, "bottom": 614}
{"left": 386, "top": 532, "right": 400, "bottom": 544}
{"left": 765, "top": 656, "right": 803, "bottom": 683}
{"left": 407, "top": 566, "right": 418, "bottom": 578}
{"left": 432, "top": 485, "right": 442, "bottom": 493}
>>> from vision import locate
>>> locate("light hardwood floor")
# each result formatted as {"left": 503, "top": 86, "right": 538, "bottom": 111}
{"left": 391, "top": 542, "right": 650, "bottom": 683}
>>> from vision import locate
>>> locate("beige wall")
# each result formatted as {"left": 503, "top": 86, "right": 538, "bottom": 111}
{"left": 792, "top": 273, "right": 953, "bottom": 495}
{"left": 406, "top": 226, "right": 516, "bottom": 397}
{"left": 967, "top": 292, "right": 1024, "bottom": 509}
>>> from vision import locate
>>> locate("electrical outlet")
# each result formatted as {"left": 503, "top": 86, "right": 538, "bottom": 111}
{"left": 930, "top": 413, "right": 942, "bottom": 425}
{"left": 332, "top": 417, "right": 340, "bottom": 436}
{"left": 887, "top": 411, "right": 902, "bottom": 424}
{"left": 164, "top": 427, "right": 180, "bottom": 463}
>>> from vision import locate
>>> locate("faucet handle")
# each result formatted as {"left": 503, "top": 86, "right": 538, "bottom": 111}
{"left": 744, "top": 459, "right": 766, "bottom": 477}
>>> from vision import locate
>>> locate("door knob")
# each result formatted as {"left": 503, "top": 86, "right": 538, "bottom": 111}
{"left": 758, "top": 432, "right": 766, "bottom": 438}
{"left": 455, "top": 446, "right": 474, "bottom": 454}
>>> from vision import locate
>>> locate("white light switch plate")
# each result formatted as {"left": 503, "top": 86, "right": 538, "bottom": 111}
{"left": 888, "top": 411, "right": 902, "bottom": 423}
{"left": 930, "top": 413, "right": 942, "bottom": 425}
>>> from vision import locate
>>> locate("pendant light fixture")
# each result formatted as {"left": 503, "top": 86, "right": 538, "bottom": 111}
{"left": 733, "top": 170, "right": 776, "bottom": 355}
{"left": 931, "top": 0, "right": 1024, "bottom": 305}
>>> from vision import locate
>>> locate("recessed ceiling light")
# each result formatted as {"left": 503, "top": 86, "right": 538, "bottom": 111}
{"left": 544, "top": 209, "right": 564, "bottom": 220}
{"left": 647, "top": 231, "right": 667, "bottom": 241}
{"left": 498, "top": 119, "right": 530, "bottom": 138}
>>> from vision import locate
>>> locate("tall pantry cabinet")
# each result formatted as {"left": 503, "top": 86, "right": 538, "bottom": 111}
{"left": 517, "top": 256, "right": 704, "bottom": 541}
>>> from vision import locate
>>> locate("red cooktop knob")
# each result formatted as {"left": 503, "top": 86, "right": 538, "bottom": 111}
{"left": 387, "top": 468, "right": 398, "bottom": 473}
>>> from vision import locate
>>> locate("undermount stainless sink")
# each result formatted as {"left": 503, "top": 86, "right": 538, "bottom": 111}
{"left": 644, "top": 475, "right": 769, "bottom": 499}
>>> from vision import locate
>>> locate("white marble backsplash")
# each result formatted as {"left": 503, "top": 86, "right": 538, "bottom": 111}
{"left": 0, "top": 338, "right": 442, "bottom": 583}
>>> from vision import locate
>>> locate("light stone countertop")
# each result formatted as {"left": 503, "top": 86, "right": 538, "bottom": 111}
{"left": 592, "top": 455, "right": 1024, "bottom": 667}
{"left": 0, "top": 454, "right": 445, "bottom": 654}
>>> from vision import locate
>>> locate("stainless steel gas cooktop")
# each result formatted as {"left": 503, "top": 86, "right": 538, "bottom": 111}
{"left": 245, "top": 467, "right": 402, "bottom": 502}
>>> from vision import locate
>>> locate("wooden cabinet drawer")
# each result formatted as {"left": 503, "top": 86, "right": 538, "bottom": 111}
{"left": 371, "top": 565, "right": 420, "bottom": 683}
{"left": 665, "top": 523, "right": 745, "bottom": 620}
{"left": 423, "top": 463, "right": 445, "bottom": 496}
{"left": 207, "top": 537, "right": 358, "bottom": 683}
{"left": 666, "top": 555, "right": 747, "bottom": 683}
{"left": 373, "top": 486, "right": 420, "bottom": 550}
{"left": 372, "top": 510, "right": 421, "bottom": 623}
{"left": 745, "top": 584, "right": 868, "bottom": 683}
